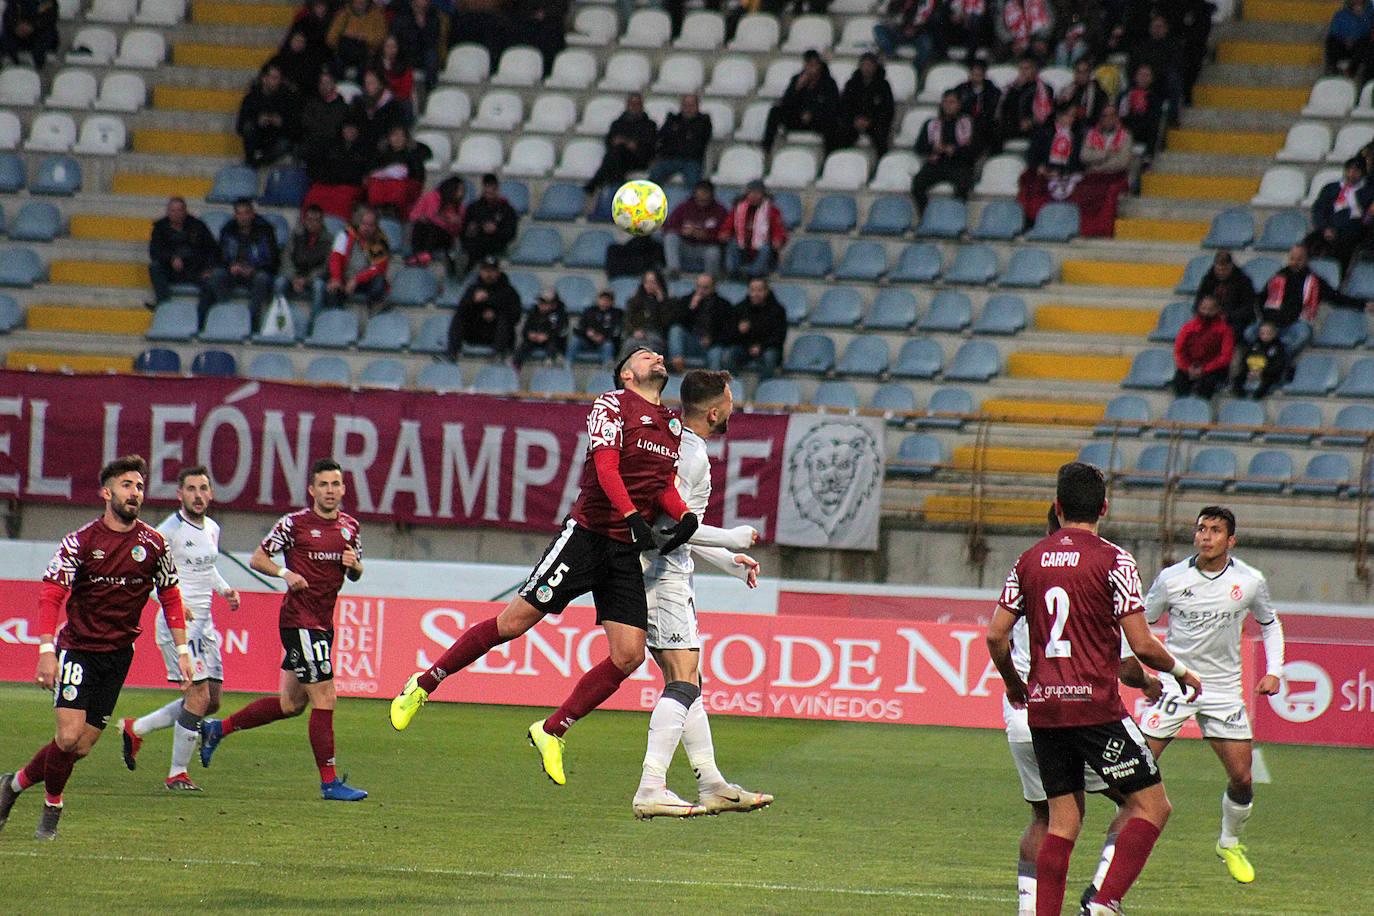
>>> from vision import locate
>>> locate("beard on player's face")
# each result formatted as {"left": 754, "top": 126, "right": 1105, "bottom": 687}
{"left": 111, "top": 495, "right": 141, "bottom": 522}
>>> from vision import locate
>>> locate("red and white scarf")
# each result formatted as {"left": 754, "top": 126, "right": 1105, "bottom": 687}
{"left": 733, "top": 198, "right": 774, "bottom": 251}
{"left": 1265, "top": 271, "right": 1321, "bottom": 322}
{"left": 951, "top": 0, "right": 986, "bottom": 16}
{"left": 1120, "top": 88, "right": 1149, "bottom": 116}
{"left": 1085, "top": 126, "right": 1127, "bottom": 152}
{"left": 926, "top": 115, "right": 974, "bottom": 149}
{"left": 1048, "top": 125, "right": 1074, "bottom": 166}
{"left": 1334, "top": 179, "right": 1366, "bottom": 218}
{"left": 1031, "top": 80, "right": 1053, "bottom": 124}
{"left": 1003, "top": 0, "right": 1050, "bottom": 42}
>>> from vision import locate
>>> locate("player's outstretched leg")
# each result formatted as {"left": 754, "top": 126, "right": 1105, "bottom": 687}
{"left": 634, "top": 681, "right": 706, "bottom": 818}
{"left": 391, "top": 617, "right": 512, "bottom": 731}
{"left": 527, "top": 720, "right": 566, "bottom": 786}
{"left": 632, "top": 786, "right": 705, "bottom": 819}
{"left": 166, "top": 704, "right": 204, "bottom": 789}
{"left": 389, "top": 673, "right": 429, "bottom": 731}
{"left": 200, "top": 696, "right": 293, "bottom": 767}
{"left": 119, "top": 718, "right": 143, "bottom": 771}
{"left": 530, "top": 655, "right": 636, "bottom": 785}
{"left": 1216, "top": 786, "right": 1255, "bottom": 883}
{"left": 682, "top": 696, "right": 772, "bottom": 814}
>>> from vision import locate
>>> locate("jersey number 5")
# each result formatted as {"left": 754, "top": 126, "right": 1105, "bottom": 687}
{"left": 1045, "top": 586, "right": 1072, "bottom": 658}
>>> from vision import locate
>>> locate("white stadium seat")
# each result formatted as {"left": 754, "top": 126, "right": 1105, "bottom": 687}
{"left": 504, "top": 136, "right": 556, "bottom": 177}
{"left": 46, "top": 69, "right": 99, "bottom": 109}
{"left": 972, "top": 153, "right": 1025, "bottom": 197}
{"left": 894, "top": 106, "right": 937, "bottom": 148}
{"left": 576, "top": 95, "right": 625, "bottom": 135}
{"left": 815, "top": 150, "right": 870, "bottom": 190}
{"left": 869, "top": 151, "right": 920, "bottom": 191}
{"left": 650, "top": 54, "right": 704, "bottom": 95}
{"left": 470, "top": 90, "right": 524, "bottom": 131}
{"left": 1274, "top": 122, "right": 1331, "bottom": 163}
{"left": 67, "top": 26, "right": 118, "bottom": 64}
{"left": 552, "top": 138, "right": 603, "bottom": 180}
{"left": 114, "top": 29, "right": 165, "bottom": 68}
{"left": 0, "top": 68, "right": 41, "bottom": 106}
{"left": 489, "top": 46, "right": 543, "bottom": 87}
{"left": 728, "top": 14, "right": 780, "bottom": 52}
{"left": 1249, "top": 166, "right": 1305, "bottom": 207}
{"left": 759, "top": 59, "right": 799, "bottom": 99}
{"left": 413, "top": 130, "right": 451, "bottom": 171}
{"left": 597, "top": 51, "right": 650, "bottom": 92}
{"left": 699, "top": 100, "right": 735, "bottom": 140}
{"left": 674, "top": 11, "right": 725, "bottom": 50}
{"left": 0, "top": 112, "right": 21, "bottom": 149}
{"left": 94, "top": 72, "right": 147, "bottom": 112}
{"left": 451, "top": 134, "right": 504, "bottom": 173}
{"left": 1302, "top": 167, "right": 1342, "bottom": 206}
{"left": 918, "top": 62, "right": 969, "bottom": 103}
{"left": 73, "top": 114, "right": 127, "bottom": 154}
{"left": 565, "top": 7, "right": 618, "bottom": 47}
{"left": 836, "top": 18, "right": 880, "bottom": 55}
{"left": 1326, "top": 123, "right": 1374, "bottom": 163}
{"left": 134, "top": 0, "right": 184, "bottom": 25}
{"left": 620, "top": 9, "right": 672, "bottom": 48}
{"left": 714, "top": 144, "right": 765, "bottom": 185}
{"left": 545, "top": 49, "right": 597, "bottom": 89}
{"left": 24, "top": 112, "right": 78, "bottom": 152}
{"left": 419, "top": 88, "right": 471, "bottom": 128}
{"left": 524, "top": 94, "right": 578, "bottom": 134}
{"left": 781, "top": 15, "right": 834, "bottom": 53}
{"left": 733, "top": 101, "right": 771, "bottom": 143}
{"left": 705, "top": 56, "right": 758, "bottom": 98}
{"left": 87, "top": 0, "right": 136, "bottom": 23}
{"left": 440, "top": 44, "right": 489, "bottom": 84}
{"left": 1301, "top": 76, "right": 1356, "bottom": 118}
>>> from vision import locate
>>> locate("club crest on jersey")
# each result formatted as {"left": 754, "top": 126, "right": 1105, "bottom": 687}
{"left": 536, "top": 585, "right": 553, "bottom": 603}
{"left": 1231, "top": 585, "right": 1243, "bottom": 600}
{"left": 341, "top": 528, "right": 352, "bottom": 541}
{"left": 62, "top": 685, "right": 77, "bottom": 701}
{"left": 668, "top": 418, "right": 682, "bottom": 436}
{"left": 130, "top": 545, "right": 146, "bottom": 562}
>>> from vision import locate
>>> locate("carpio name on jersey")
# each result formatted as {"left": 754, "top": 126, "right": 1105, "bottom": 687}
{"left": 1039, "top": 551, "right": 1081, "bottom": 568}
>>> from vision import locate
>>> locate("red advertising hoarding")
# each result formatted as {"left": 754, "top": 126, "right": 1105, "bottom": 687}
{"left": 1253, "top": 640, "right": 1374, "bottom": 748}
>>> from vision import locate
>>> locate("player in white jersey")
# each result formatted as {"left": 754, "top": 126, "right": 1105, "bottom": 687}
{"left": 1138, "top": 506, "right": 1284, "bottom": 884}
{"left": 119, "top": 467, "right": 239, "bottom": 790}
{"left": 631, "top": 369, "right": 773, "bottom": 819}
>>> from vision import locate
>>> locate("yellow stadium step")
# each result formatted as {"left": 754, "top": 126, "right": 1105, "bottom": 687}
{"left": 1165, "top": 129, "right": 1285, "bottom": 156}
{"left": 1192, "top": 85, "right": 1309, "bottom": 112}
{"left": 952, "top": 445, "right": 1078, "bottom": 474}
{"left": 1060, "top": 260, "right": 1185, "bottom": 288}
{"left": 1113, "top": 217, "right": 1210, "bottom": 244}
{"left": 70, "top": 214, "right": 151, "bottom": 242}
{"left": 193, "top": 0, "right": 296, "bottom": 26}
{"left": 172, "top": 42, "right": 273, "bottom": 70}
{"left": 1215, "top": 40, "right": 1325, "bottom": 66}
{"left": 924, "top": 494, "right": 1049, "bottom": 526}
{"left": 26, "top": 305, "right": 151, "bottom": 335}
{"left": 1034, "top": 305, "right": 1161, "bottom": 336}
{"left": 1006, "top": 352, "right": 1135, "bottom": 383}
{"left": 1244, "top": 0, "right": 1339, "bottom": 24}
{"left": 978, "top": 398, "right": 1107, "bottom": 423}
{"left": 1140, "top": 173, "right": 1261, "bottom": 201}
{"left": 112, "top": 173, "right": 214, "bottom": 198}
{"left": 134, "top": 129, "right": 240, "bottom": 157}
{"left": 153, "top": 85, "right": 242, "bottom": 113}
{"left": 49, "top": 260, "right": 148, "bottom": 288}
{"left": 6, "top": 350, "right": 133, "bottom": 374}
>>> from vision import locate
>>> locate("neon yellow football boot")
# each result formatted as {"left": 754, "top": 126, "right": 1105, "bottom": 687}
{"left": 389, "top": 673, "right": 429, "bottom": 731}
{"left": 527, "top": 720, "right": 566, "bottom": 785}
{"left": 1216, "top": 842, "right": 1255, "bottom": 883}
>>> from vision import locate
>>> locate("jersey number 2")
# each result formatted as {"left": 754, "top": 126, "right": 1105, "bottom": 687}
{"left": 1045, "top": 586, "right": 1072, "bottom": 658}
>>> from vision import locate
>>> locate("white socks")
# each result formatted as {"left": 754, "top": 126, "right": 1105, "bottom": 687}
{"left": 682, "top": 696, "right": 727, "bottom": 794}
{"left": 134, "top": 699, "right": 183, "bottom": 737}
{"left": 1092, "top": 836, "right": 1117, "bottom": 890}
{"left": 1016, "top": 874, "right": 1036, "bottom": 916}
{"left": 1220, "top": 791, "right": 1252, "bottom": 847}
{"left": 169, "top": 723, "right": 198, "bottom": 778}
{"left": 638, "top": 696, "right": 690, "bottom": 793}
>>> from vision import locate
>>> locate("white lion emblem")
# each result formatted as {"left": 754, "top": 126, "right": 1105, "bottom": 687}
{"left": 786, "top": 422, "right": 881, "bottom": 537}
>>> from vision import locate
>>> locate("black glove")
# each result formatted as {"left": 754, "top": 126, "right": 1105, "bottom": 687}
{"left": 657, "top": 512, "right": 699, "bottom": 554}
{"left": 626, "top": 513, "right": 661, "bottom": 552}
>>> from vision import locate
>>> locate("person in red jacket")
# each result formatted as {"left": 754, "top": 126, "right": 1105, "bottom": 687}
{"left": 1173, "top": 295, "right": 1234, "bottom": 399}
{"left": 326, "top": 205, "right": 390, "bottom": 314}
{"left": 719, "top": 180, "right": 788, "bottom": 279}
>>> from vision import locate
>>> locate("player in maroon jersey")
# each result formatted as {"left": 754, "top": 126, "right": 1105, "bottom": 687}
{"left": 198, "top": 458, "right": 368, "bottom": 801}
{"left": 389, "top": 346, "right": 699, "bottom": 787}
{"left": 0, "top": 455, "right": 194, "bottom": 840}
{"left": 987, "top": 462, "right": 1202, "bottom": 916}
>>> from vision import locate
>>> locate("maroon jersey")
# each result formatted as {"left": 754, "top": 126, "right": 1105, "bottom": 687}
{"left": 998, "top": 526, "right": 1146, "bottom": 728}
{"left": 44, "top": 518, "right": 178, "bottom": 652}
{"left": 260, "top": 508, "right": 362, "bottom": 630}
{"left": 572, "top": 387, "right": 682, "bottom": 541}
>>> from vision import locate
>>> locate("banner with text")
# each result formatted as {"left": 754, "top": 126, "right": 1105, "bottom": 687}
{"left": 1253, "top": 640, "right": 1374, "bottom": 748}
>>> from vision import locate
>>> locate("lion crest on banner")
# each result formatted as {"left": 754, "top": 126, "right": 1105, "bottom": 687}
{"left": 786, "top": 421, "right": 882, "bottom": 538}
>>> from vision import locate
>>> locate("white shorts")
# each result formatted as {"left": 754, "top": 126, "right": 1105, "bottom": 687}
{"left": 157, "top": 619, "right": 224, "bottom": 684}
{"left": 1137, "top": 685, "right": 1252, "bottom": 741}
{"left": 1004, "top": 697, "right": 1105, "bottom": 802}
{"left": 645, "top": 576, "right": 698, "bottom": 651}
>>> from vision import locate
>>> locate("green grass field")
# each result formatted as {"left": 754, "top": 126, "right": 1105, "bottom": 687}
{"left": 0, "top": 683, "right": 1361, "bottom": 915}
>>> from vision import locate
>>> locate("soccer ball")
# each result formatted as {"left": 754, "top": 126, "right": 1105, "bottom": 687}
{"left": 611, "top": 180, "right": 668, "bottom": 236}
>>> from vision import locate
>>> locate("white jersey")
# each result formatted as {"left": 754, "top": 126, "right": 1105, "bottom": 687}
{"left": 154, "top": 511, "right": 231, "bottom": 641}
{"left": 1144, "top": 555, "right": 1283, "bottom": 695}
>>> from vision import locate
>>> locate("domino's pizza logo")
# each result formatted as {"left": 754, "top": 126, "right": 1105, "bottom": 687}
{"left": 1267, "top": 660, "right": 1332, "bottom": 724}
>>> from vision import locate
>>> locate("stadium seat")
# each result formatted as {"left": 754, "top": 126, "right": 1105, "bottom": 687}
{"left": 781, "top": 13, "right": 833, "bottom": 52}
{"left": 542, "top": 48, "right": 596, "bottom": 90}
{"left": 766, "top": 148, "right": 818, "bottom": 189}
{"left": 890, "top": 243, "right": 943, "bottom": 283}
{"left": 1174, "top": 447, "right": 1237, "bottom": 490}
{"left": 1094, "top": 395, "right": 1151, "bottom": 437}
{"left": 1315, "top": 309, "right": 1368, "bottom": 348}
{"left": 597, "top": 51, "right": 651, "bottom": 92}
{"left": 89, "top": 0, "right": 136, "bottom": 22}
{"left": 811, "top": 287, "right": 864, "bottom": 327}
{"left": 73, "top": 114, "right": 126, "bottom": 155}
{"left": 943, "top": 245, "right": 998, "bottom": 285}
{"left": 621, "top": 8, "right": 672, "bottom": 47}
{"left": 1327, "top": 123, "right": 1374, "bottom": 163}
{"left": 1260, "top": 401, "right": 1322, "bottom": 444}
{"left": 0, "top": 153, "right": 24, "bottom": 192}
{"left": 417, "top": 361, "right": 464, "bottom": 393}
{"left": 1155, "top": 396, "right": 1211, "bottom": 439}
{"left": 146, "top": 300, "right": 198, "bottom": 341}
{"left": 245, "top": 352, "right": 294, "bottom": 381}
{"left": 836, "top": 335, "right": 889, "bottom": 376}
{"left": 1310, "top": 256, "right": 1342, "bottom": 290}
{"left": 917, "top": 62, "right": 968, "bottom": 103}
{"left": 533, "top": 183, "right": 585, "bottom": 222}
{"left": 411, "top": 314, "right": 450, "bottom": 355}
{"left": 387, "top": 267, "right": 439, "bottom": 309}
{"left": 713, "top": 144, "right": 765, "bottom": 185}
{"left": 812, "top": 380, "right": 860, "bottom": 409}
{"left": 917, "top": 386, "right": 975, "bottom": 429}
{"left": 0, "top": 112, "right": 19, "bottom": 151}
{"left": 728, "top": 12, "right": 780, "bottom": 51}
{"left": 834, "top": 241, "right": 887, "bottom": 281}
{"left": 889, "top": 433, "right": 944, "bottom": 477}
{"left": 758, "top": 58, "right": 801, "bottom": 100}
{"left": 24, "top": 113, "right": 77, "bottom": 152}
{"left": 0, "top": 248, "right": 44, "bottom": 286}
{"left": 251, "top": 303, "right": 307, "bottom": 344}
{"left": 202, "top": 209, "right": 232, "bottom": 238}
{"left": 0, "top": 68, "right": 41, "bottom": 106}
{"left": 749, "top": 377, "right": 799, "bottom": 407}
{"left": 8, "top": 201, "right": 62, "bottom": 242}
{"left": 771, "top": 191, "right": 804, "bottom": 229}
{"left": 650, "top": 53, "right": 705, "bottom": 95}
{"left": 1344, "top": 262, "right": 1374, "bottom": 300}
{"left": 1024, "top": 203, "right": 1079, "bottom": 242}
{"left": 555, "top": 275, "right": 596, "bottom": 312}
{"left": 1255, "top": 211, "right": 1308, "bottom": 253}
{"left": 675, "top": 10, "right": 726, "bottom": 49}
{"left": 115, "top": 28, "right": 165, "bottom": 67}
{"left": 1285, "top": 353, "right": 1340, "bottom": 395}
{"left": 358, "top": 310, "right": 412, "bottom": 351}
{"left": 191, "top": 350, "right": 236, "bottom": 377}
{"left": 1275, "top": 121, "right": 1331, "bottom": 162}
{"left": 890, "top": 338, "right": 944, "bottom": 379}
{"left": 1210, "top": 399, "right": 1265, "bottom": 440}
{"left": 566, "top": 6, "right": 617, "bottom": 46}
{"left": 1292, "top": 453, "right": 1353, "bottom": 495}
{"left": 257, "top": 166, "right": 309, "bottom": 208}
{"left": 1174, "top": 255, "right": 1213, "bottom": 295}
{"left": 1121, "top": 349, "right": 1174, "bottom": 389}
{"left": 489, "top": 45, "right": 543, "bottom": 87}
{"left": 807, "top": 195, "right": 859, "bottom": 233}
{"left": 68, "top": 25, "right": 118, "bottom": 62}
{"left": 135, "top": 347, "right": 180, "bottom": 374}
{"left": 783, "top": 333, "right": 836, "bottom": 373}
{"left": 419, "top": 88, "right": 471, "bottom": 129}
{"left": 199, "top": 302, "right": 252, "bottom": 343}
{"left": 31, "top": 156, "right": 81, "bottom": 198}
{"left": 413, "top": 131, "right": 451, "bottom": 171}
{"left": 1323, "top": 403, "right": 1374, "bottom": 446}
{"left": 970, "top": 200, "right": 1024, "bottom": 240}
{"left": 1302, "top": 76, "right": 1356, "bottom": 117}
{"left": 508, "top": 227, "right": 563, "bottom": 266}
{"left": 528, "top": 366, "right": 575, "bottom": 395}
{"left": 522, "top": 94, "right": 577, "bottom": 136}
{"left": 869, "top": 151, "right": 921, "bottom": 191}
{"left": 870, "top": 383, "right": 917, "bottom": 420}
{"left": 1148, "top": 300, "right": 1193, "bottom": 343}
{"left": 135, "top": 0, "right": 183, "bottom": 24}
{"left": 918, "top": 290, "right": 972, "bottom": 332}
{"left": 1201, "top": 208, "right": 1255, "bottom": 249}
{"left": 470, "top": 90, "right": 524, "bottom": 132}
{"left": 781, "top": 239, "right": 833, "bottom": 278}
{"left": 1304, "top": 167, "right": 1343, "bottom": 207}
{"left": 862, "top": 197, "right": 913, "bottom": 235}
{"left": 705, "top": 56, "right": 758, "bottom": 99}
{"left": 359, "top": 358, "right": 406, "bottom": 390}
{"left": 306, "top": 309, "right": 359, "bottom": 348}
{"left": 1337, "top": 355, "right": 1374, "bottom": 397}
{"left": 972, "top": 294, "right": 1027, "bottom": 335}
{"left": 972, "top": 154, "right": 1024, "bottom": 197}
{"left": 893, "top": 106, "right": 937, "bottom": 149}
{"left": 304, "top": 356, "right": 351, "bottom": 386}
{"left": 1250, "top": 166, "right": 1306, "bottom": 208}
{"left": 999, "top": 248, "right": 1053, "bottom": 288}
{"left": 452, "top": 134, "right": 503, "bottom": 174}
{"left": 773, "top": 283, "right": 809, "bottom": 324}
{"left": 471, "top": 364, "right": 520, "bottom": 394}
{"left": 46, "top": 69, "right": 98, "bottom": 109}
{"left": 206, "top": 164, "right": 257, "bottom": 204}
{"left": 864, "top": 288, "right": 919, "bottom": 330}
{"left": 815, "top": 151, "right": 870, "bottom": 191}
{"left": 1233, "top": 450, "right": 1294, "bottom": 494}
{"left": 1121, "top": 443, "right": 1181, "bottom": 487}
{"left": 945, "top": 340, "right": 1000, "bottom": 382}
{"left": 1076, "top": 441, "right": 1127, "bottom": 473}
{"left": 916, "top": 198, "right": 967, "bottom": 238}
{"left": 565, "top": 229, "right": 614, "bottom": 269}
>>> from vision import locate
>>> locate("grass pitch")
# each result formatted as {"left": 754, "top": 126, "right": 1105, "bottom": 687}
{"left": 0, "top": 683, "right": 1361, "bottom": 915}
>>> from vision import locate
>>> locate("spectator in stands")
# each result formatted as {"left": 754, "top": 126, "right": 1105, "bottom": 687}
{"left": 605, "top": 233, "right": 665, "bottom": 278}
{"left": 1027, "top": 104, "right": 1083, "bottom": 178}
{"left": 944, "top": 0, "right": 990, "bottom": 65}
{"left": 1258, "top": 243, "right": 1373, "bottom": 353}
{"left": 206, "top": 198, "right": 281, "bottom": 324}
{"left": 293, "top": 0, "right": 337, "bottom": 53}
{"left": 873, "top": 0, "right": 945, "bottom": 76}
{"left": 275, "top": 204, "right": 333, "bottom": 322}
{"left": 1126, "top": 15, "right": 1183, "bottom": 125}
{"left": 237, "top": 63, "right": 301, "bottom": 168}
{"left": 584, "top": 93, "right": 658, "bottom": 198}
{"left": 0, "top": 0, "right": 58, "bottom": 69}
{"left": 450, "top": 0, "right": 504, "bottom": 60}
{"left": 1326, "top": 0, "right": 1373, "bottom": 78}
{"left": 365, "top": 124, "right": 428, "bottom": 218}
{"left": 460, "top": 173, "right": 519, "bottom": 270}
{"left": 147, "top": 196, "right": 220, "bottom": 312}
{"left": 722, "top": 277, "right": 788, "bottom": 380}
{"left": 566, "top": 289, "right": 625, "bottom": 365}
{"left": 1117, "top": 63, "right": 1164, "bottom": 161}
{"left": 298, "top": 69, "right": 349, "bottom": 160}
{"left": 762, "top": 50, "right": 840, "bottom": 155}
{"left": 648, "top": 94, "right": 713, "bottom": 194}
{"left": 1080, "top": 104, "right": 1133, "bottom": 178}
{"left": 389, "top": 0, "right": 450, "bottom": 94}
{"left": 1195, "top": 250, "right": 1257, "bottom": 342}
{"left": 303, "top": 120, "right": 371, "bottom": 220}
{"left": 1059, "top": 57, "right": 1108, "bottom": 126}
{"left": 720, "top": 180, "right": 788, "bottom": 279}
{"left": 270, "top": 26, "right": 331, "bottom": 94}
{"left": 374, "top": 35, "right": 416, "bottom": 125}
{"left": 997, "top": 56, "right": 1054, "bottom": 146}
{"left": 955, "top": 60, "right": 1003, "bottom": 150}
{"left": 1052, "top": 0, "right": 1108, "bottom": 66}
{"left": 327, "top": 204, "right": 391, "bottom": 314}
{"left": 508, "top": 0, "right": 567, "bottom": 77}
{"left": 624, "top": 269, "right": 673, "bottom": 353}
{"left": 327, "top": 0, "right": 388, "bottom": 81}
{"left": 512, "top": 288, "right": 569, "bottom": 369}
{"left": 1231, "top": 320, "right": 1289, "bottom": 399}
{"left": 667, "top": 273, "right": 731, "bottom": 371}
{"left": 1172, "top": 295, "right": 1234, "bottom": 399}
{"left": 829, "top": 52, "right": 894, "bottom": 158}
{"left": 994, "top": 0, "right": 1055, "bottom": 61}
{"left": 348, "top": 69, "right": 406, "bottom": 151}
{"left": 407, "top": 174, "right": 465, "bottom": 270}
{"left": 448, "top": 256, "right": 521, "bottom": 359}
{"left": 1308, "top": 157, "right": 1374, "bottom": 269}
{"left": 663, "top": 180, "right": 728, "bottom": 278}
{"left": 911, "top": 90, "right": 982, "bottom": 214}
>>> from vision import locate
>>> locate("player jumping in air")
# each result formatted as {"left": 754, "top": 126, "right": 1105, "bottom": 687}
{"left": 632, "top": 369, "right": 772, "bottom": 819}
{"left": 0, "top": 456, "right": 194, "bottom": 840}
{"left": 120, "top": 465, "right": 240, "bottom": 791}
{"left": 198, "top": 458, "right": 368, "bottom": 801}
{"left": 390, "top": 347, "right": 698, "bottom": 786}
{"left": 987, "top": 461, "right": 1201, "bottom": 916}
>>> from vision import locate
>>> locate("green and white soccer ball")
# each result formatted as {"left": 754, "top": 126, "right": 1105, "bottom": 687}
{"left": 611, "top": 179, "right": 668, "bottom": 236}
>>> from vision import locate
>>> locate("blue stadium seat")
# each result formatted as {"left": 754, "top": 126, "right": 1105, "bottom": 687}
{"left": 773, "top": 191, "right": 803, "bottom": 229}
{"left": 251, "top": 303, "right": 308, "bottom": 345}
{"left": 588, "top": 185, "right": 616, "bottom": 223}
{"left": 472, "top": 364, "right": 520, "bottom": 394}
{"left": 918, "top": 290, "right": 972, "bottom": 332}
{"left": 891, "top": 338, "right": 943, "bottom": 378}
{"left": 833, "top": 240, "right": 887, "bottom": 280}
{"left": 1121, "top": 443, "right": 1180, "bottom": 487}
{"left": 205, "top": 164, "right": 257, "bottom": 203}
{"left": 889, "top": 242, "right": 942, "bottom": 283}
{"left": 378, "top": 217, "right": 404, "bottom": 253}
{"left": 863, "top": 288, "right": 918, "bottom": 329}
{"left": 1148, "top": 301, "right": 1193, "bottom": 343}
{"left": 1174, "top": 254, "right": 1213, "bottom": 295}
{"left": 889, "top": 433, "right": 944, "bottom": 477}
{"left": 0, "top": 153, "right": 24, "bottom": 193}
{"left": 1211, "top": 398, "right": 1265, "bottom": 440}
{"left": 942, "top": 244, "right": 997, "bottom": 285}
{"left": 359, "top": 357, "right": 407, "bottom": 389}
{"left": 1121, "top": 349, "right": 1174, "bottom": 389}
{"left": 358, "top": 310, "right": 412, "bottom": 351}
{"left": 1177, "top": 447, "right": 1238, "bottom": 490}
{"left": 1024, "top": 202, "right": 1079, "bottom": 242}
{"left": 783, "top": 333, "right": 836, "bottom": 373}
{"left": 559, "top": 229, "right": 616, "bottom": 269}
{"left": 0, "top": 293, "right": 21, "bottom": 332}
{"left": 135, "top": 347, "right": 180, "bottom": 374}
{"left": 306, "top": 309, "right": 359, "bottom": 348}
{"left": 812, "top": 380, "right": 860, "bottom": 409}
{"left": 503, "top": 180, "right": 530, "bottom": 215}
{"left": 915, "top": 198, "right": 967, "bottom": 238}
{"left": 1263, "top": 401, "right": 1323, "bottom": 444}
{"left": 998, "top": 248, "right": 1053, "bottom": 288}
{"left": 0, "top": 248, "right": 43, "bottom": 286}
{"left": 1310, "top": 257, "right": 1342, "bottom": 290}
{"left": 781, "top": 239, "right": 833, "bottom": 278}
{"left": 508, "top": 227, "right": 563, "bottom": 265}
{"left": 246, "top": 352, "right": 294, "bottom": 381}
{"left": 1313, "top": 308, "right": 1367, "bottom": 348}
{"left": 534, "top": 183, "right": 585, "bottom": 221}
{"left": 861, "top": 196, "right": 913, "bottom": 235}
{"left": 1155, "top": 396, "right": 1211, "bottom": 439}
{"left": 30, "top": 155, "right": 81, "bottom": 195}
{"left": 1242, "top": 256, "right": 1281, "bottom": 293}
{"left": 1292, "top": 452, "right": 1353, "bottom": 496}
{"left": 836, "top": 335, "right": 889, "bottom": 376}
{"left": 811, "top": 287, "right": 864, "bottom": 327}
{"left": 555, "top": 275, "right": 597, "bottom": 312}
{"left": 580, "top": 371, "right": 613, "bottom": 396}
{"left": 806, "top": 194, "right": 858, "bottom": 232}
{"left": 753, "top": 378, "right": 803, "bottom": 406}
{"left": 304, "top": 355, "right": 351, "bottom": 386}
{"left": 971, "top": 294, "right": 1027, "bottom": 335}
{"left": 773, "top": 282, "right": 809, "bottom": 323}
{"left": 1094, "top": 395, "right": 1151, "bottom": 437}
{"left": 417, "top": 361, "right": 465, "bottom": 393}
{"left": 1201, "top": 207, "right": 1254, "bottom": 249}
{"left": 608, "top": 275, "right": 639, "bottom": 304}
{"left": 870, "top": 383, "right": 917, "bottom": 420}
{"left": 1284, "top": 352, "right": 1340, "bottom": 395}
{"left": 944, "top": 340, "right": 1000, "bottom": 382}
{"left": 1076, "top": 441, "right": 1127, "bottom": 473}
{"left": 412, "top": 313, "right": 450, "bottom": 354}
{"left": 529, "top": 366, "right": 575, "bottom": 394}
{"left": 8, "top": 201, "right": 61, "bottom": 241}
{"left": 969, "top": 200, "right": 1024, "bottom": 240}
{"left": 1233, "top": 450, "right": 1293, "bottom": 494}
{"left": 199, "top": 302, "right": 252, "bottom": 343}
{"left": 716, "top": 280, "right": 746, "bottom": 303}
{"left": 190, "top": 349, "right": 236, "bottom": 377}
{"left": 264, "top": 212, "right": 290, "bottom": 248}
{"left": 202, "top": 209, "right": 231, "bottom": 239}
{"left": 258, "top": 165, "right": 310, "bottom": 206}
{"left": 1345, "top": 262, "right": 1374, "bottom": 299}
{"left": 917, "top": 386, "right": 975, "bottom": 429}
{"left": 507, "top": 269, "right": 540, "bottom": 305}
{"left": 388, "top": 267, "right": 439, "bottom": 307}
{"left": 1321, "top": 403, "right": 1374, "bottom": 446}
{"left": 1255, "top": 210, "right": 1307, "bottom": 251}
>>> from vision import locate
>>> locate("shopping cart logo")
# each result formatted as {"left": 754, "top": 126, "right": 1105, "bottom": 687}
{"left": 1267, "top": 660, "right": 1333, "bottom": 724}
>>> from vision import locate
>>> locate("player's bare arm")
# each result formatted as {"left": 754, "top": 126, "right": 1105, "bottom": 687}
{"left": 987, "top": 606, "right": 1028, "bottom": 707}
{"left": 1121, "top": 613, "right": 1201, "bottom": 700}
{"left": 251, "top": 545, "right": 308, "bottom": 592}
{"left": 1118, "top": 656, "right": 1163, "bottom": 702}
